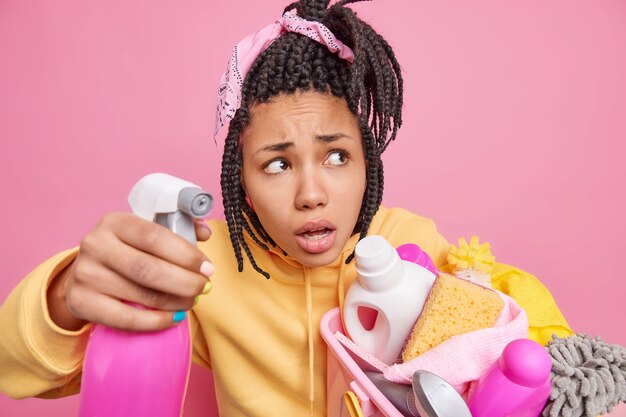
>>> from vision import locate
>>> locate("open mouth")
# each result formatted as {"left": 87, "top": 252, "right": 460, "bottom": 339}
{"left": 300, "top": 227, "right": 333, "bottom": 240}
{"left": 295, "top": 222, "right": 337, "bottom": 254}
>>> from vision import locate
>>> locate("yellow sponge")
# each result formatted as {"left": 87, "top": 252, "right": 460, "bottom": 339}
{"left": 401, "top": 272, "right": 504, "bottom": 362}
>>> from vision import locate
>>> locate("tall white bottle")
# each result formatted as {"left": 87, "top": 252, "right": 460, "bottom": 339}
{"left": 343, "top": 235, "right": 436, "bottom": 364}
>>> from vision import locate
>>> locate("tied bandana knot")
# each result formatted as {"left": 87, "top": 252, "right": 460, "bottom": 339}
{"left": 214, "top": 11, "right": 355, "bottom": 137}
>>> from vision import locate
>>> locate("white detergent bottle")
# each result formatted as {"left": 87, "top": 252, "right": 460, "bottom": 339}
{"left": 343, "top": 235, "right": 436, "bottom": 364}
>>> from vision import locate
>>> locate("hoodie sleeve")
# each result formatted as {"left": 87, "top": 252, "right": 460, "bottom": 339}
{"left": 0, "top": 248, "right": 91, "bottom": 399}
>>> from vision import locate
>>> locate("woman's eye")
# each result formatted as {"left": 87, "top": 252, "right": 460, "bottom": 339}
{"left": 264, "top": 159, "right": 289, "bottom": 174}
{"left": 326, "top": 151, "right": 347, "bottom": 166}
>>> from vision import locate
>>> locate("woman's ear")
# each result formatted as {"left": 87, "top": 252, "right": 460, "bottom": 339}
{"left": 241, "top": 176, "right": 255, "bottom": 212}
{"left": 245, "top": 194, "right": 255, "bottom": 212}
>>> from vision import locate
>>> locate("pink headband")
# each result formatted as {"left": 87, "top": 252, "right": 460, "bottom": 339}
{"left": 214, "top": 10, "right": 355, "bottom": 137}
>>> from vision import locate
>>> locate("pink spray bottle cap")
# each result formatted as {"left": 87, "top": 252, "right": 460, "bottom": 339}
{"left": 499, "top": 338, "right": 552, "bottom": 388}
{"left": 396, "top": 243, "right": 438, "bottom": 276}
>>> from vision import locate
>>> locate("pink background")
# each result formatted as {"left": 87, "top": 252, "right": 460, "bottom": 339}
{"left": 1, "top": 0, "right": 624, "bottom": 416}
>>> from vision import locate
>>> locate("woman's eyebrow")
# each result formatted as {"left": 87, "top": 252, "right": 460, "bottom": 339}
{"left": 254, "top": 133, "right": 353, "bottom": 155}
{"left": 253, "top": 133, "right": 353, "bottom": 155}
{"left": 254, "top": 141, "right": 293, "bottom": 155}
{"left": 315, "top": 133, "right": 353, "bottom": 143}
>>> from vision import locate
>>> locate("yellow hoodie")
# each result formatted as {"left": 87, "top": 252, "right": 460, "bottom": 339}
{"left": 0, "top": 206, "right": 572, "bottom": 417}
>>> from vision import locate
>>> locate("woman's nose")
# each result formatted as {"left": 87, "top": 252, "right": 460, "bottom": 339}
{"left": 294, "top": 169, "right": 328, "bottom": 210}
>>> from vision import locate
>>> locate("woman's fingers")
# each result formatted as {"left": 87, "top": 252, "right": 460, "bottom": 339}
{"left": 63, "top": 211, "right": 215, "bottom": 332}
{"left": 101, "top": 212, "right": 211, "bottom": 274}
{"left": 103, "top": 241, "right": 208, "bottom": 298}
{"left": 194, "top": 219, "right": 212, "bottom": 242}
{"left": 67, "top": 287, "right": 185, "bottom": 332}
{"left": 79, "top": 218, "right": 209, "bottom": 297}
{"left": 72, "top": 259, "right": 195, "bottom": 312}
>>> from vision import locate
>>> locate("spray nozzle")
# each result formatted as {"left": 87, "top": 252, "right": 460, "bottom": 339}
{"left": 177, "top": 186, "right": 213, "bottom": 217}
{"left": 128, "top": 173, "right": 213, "bottom": 244}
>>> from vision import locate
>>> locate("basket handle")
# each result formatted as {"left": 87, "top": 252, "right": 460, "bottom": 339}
{"left": 344, "top": 380, "right": 378, "bottom": 417}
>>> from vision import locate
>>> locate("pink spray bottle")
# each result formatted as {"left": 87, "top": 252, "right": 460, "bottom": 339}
{"left": 468, "top": 338, "right": 552, "bottom": 417}
{"left": 78, "top": 173, "right": 213, "bottom": 417}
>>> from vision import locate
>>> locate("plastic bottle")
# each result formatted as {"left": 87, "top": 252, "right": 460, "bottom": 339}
{"left": 78, "top": 173, "right": 213, "bottom": 417}
{"left": 467, "top": 338, "right": 552, "bottom": 417}
{"left": 343, "top": 235, "right": 437, "bottom": 365}
{"left": 78, "top": 314, "right": 192, "bottom": 417}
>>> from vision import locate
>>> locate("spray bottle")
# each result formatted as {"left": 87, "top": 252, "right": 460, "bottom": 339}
{"left": 78, "top": 173, "right": 213, "bottom": 417}
{"left": 467, "top": 338, "right": 552, "bottom": 417}
{"left": 343, "top": 235, "right": 437, "bottom": 365}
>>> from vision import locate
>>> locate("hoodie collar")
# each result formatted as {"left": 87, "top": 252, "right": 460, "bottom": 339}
{"left": 242, "top": 226, "right": 361, "bottom": 416}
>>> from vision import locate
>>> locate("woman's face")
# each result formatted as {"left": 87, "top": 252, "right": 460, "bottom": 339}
{"left": 241, "top": 91, "right": 366, "bottom": 267}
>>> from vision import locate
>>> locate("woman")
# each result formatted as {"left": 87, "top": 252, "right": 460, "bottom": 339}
{"left": 0, "top": 1, "right": 572, "bottom": 416}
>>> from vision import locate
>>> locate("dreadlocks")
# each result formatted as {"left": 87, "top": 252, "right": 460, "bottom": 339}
{"left": 220, "top": 0, "right": 403, "bottom": 278}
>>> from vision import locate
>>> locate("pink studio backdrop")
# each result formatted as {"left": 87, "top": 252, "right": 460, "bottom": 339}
{"left": 1, "top": 1, "right": 625, "bottom": 416}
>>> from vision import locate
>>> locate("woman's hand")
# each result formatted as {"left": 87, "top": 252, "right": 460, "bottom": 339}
{"left": 47, "top": 212, "right": 214, "bottom": 332}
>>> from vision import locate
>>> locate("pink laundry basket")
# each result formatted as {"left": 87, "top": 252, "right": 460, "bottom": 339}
{"left": 320, "top": 307, "right": 405, "bottom": 417}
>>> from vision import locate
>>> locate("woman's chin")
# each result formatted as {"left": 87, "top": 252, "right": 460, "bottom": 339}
{"left": 291, "top": 245, "right": 344, "bottom": 268}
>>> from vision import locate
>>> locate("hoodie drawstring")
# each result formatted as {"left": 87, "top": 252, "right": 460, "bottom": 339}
{"left": 337, "top": 253, "right": 349, "bottom": 333}
{"left": 304, "top": 267, "right": 315, "bottom": 417}
{"left": 304, "top": 250, "right": 351, "bottom": 417}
